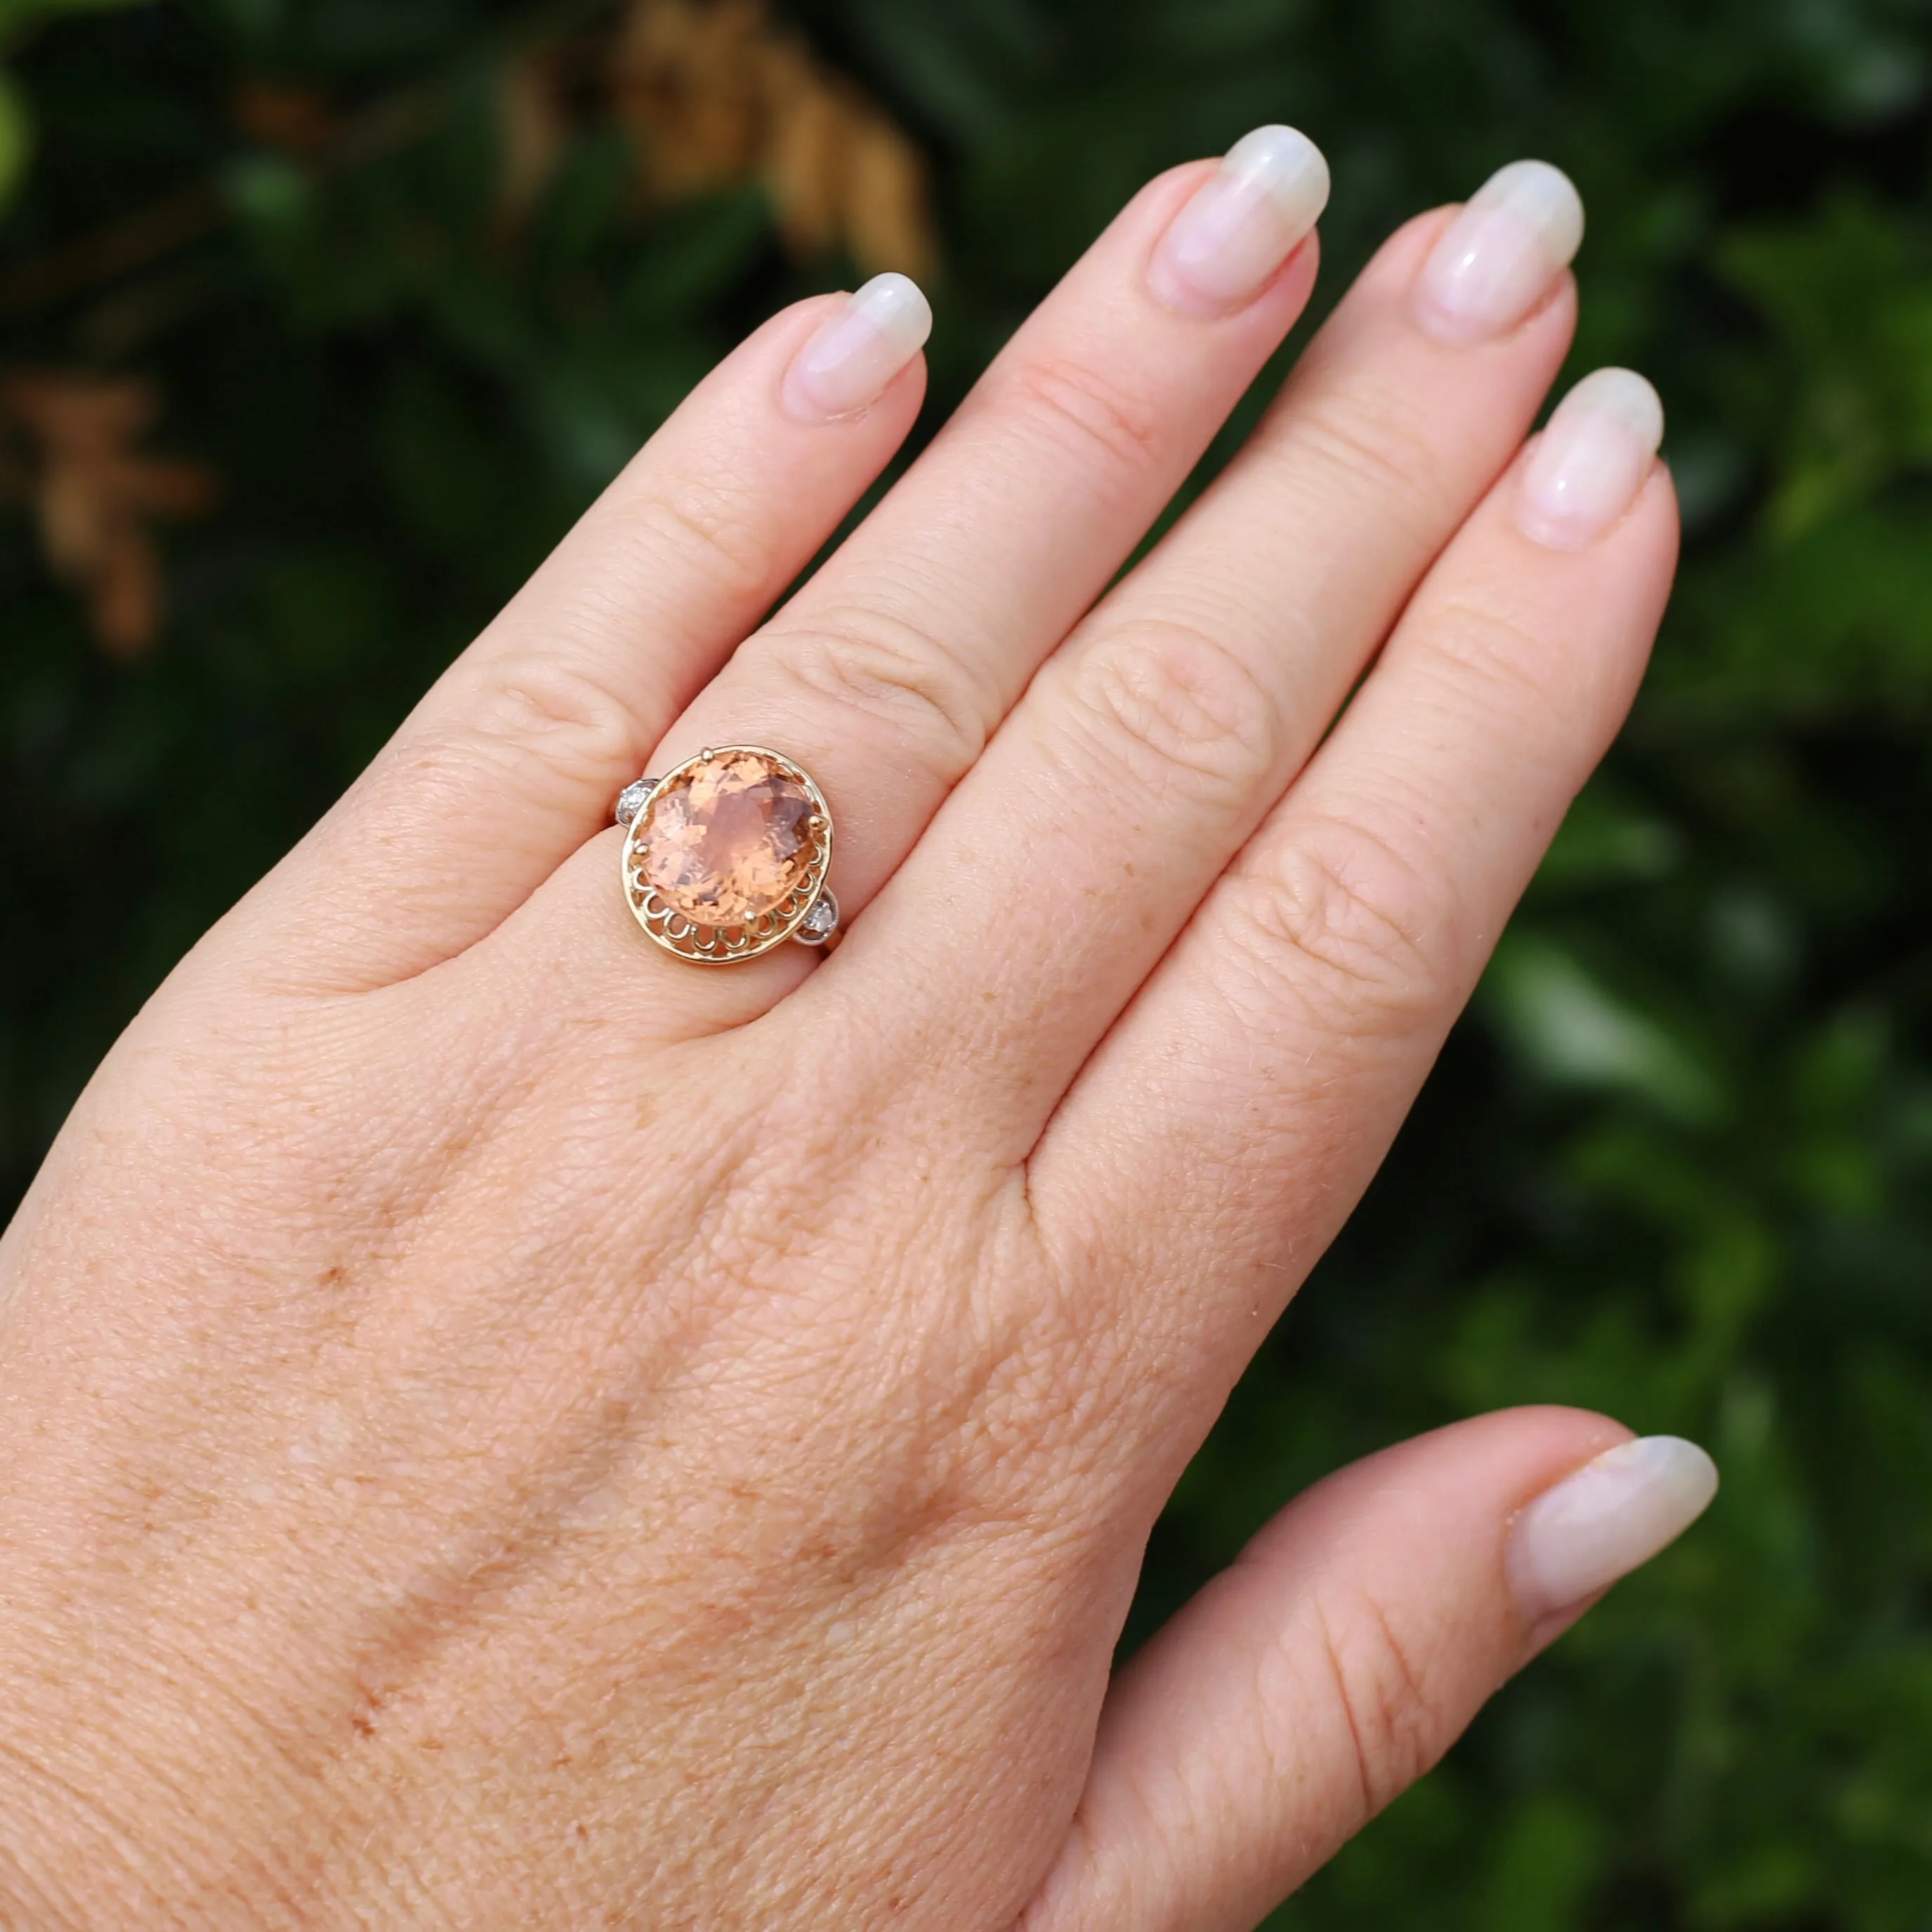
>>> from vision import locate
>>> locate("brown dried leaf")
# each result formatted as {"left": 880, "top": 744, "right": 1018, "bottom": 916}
{"left": 611, "top": 0, "right": 765, "bottom": 197}
{"left": 498, "top": 53, "right": 570, "bottom": 227}
{"left": 232, "top": 81, "right": 339, "bottom": 157}
{"left": 834, "top": 107, "right": 935, "bottom": 283}
{"left": 3, "top": 372, "right": 217, "bottom": 658}
{"left": 608, "top": 0, "right": 937, "bottom": 278}
{"left": 761, "top": 40, "right": 845, "bottom": 259}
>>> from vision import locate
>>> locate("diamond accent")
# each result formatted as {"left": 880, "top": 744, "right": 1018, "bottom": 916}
{"left": 796, "top": 888, "right": 840, "bottom": 946}
{"left": 615, "top": 777, "right": 657, "bottom": 828}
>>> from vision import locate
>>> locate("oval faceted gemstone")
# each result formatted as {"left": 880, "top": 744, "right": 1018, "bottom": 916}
{"left": 640, "top": 753, "right": 814, "bottom": 926}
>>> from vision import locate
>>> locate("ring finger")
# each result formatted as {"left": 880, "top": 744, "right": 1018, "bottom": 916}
{"left": 508, "top": 129, "right": 1332, "bottom": 1013}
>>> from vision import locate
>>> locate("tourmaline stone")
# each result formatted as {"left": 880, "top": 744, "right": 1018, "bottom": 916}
{"left": 639, "top": 752, "right": 813, "bottom": 926}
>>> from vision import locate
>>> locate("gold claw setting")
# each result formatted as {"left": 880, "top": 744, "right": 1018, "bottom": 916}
{"left": 617, "top": 746, "right": 839, "bottom": 966}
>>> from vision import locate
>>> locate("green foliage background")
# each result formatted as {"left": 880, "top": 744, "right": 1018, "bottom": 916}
{"left": 5, "top": 0, "right": 1932, "bottom": 1924}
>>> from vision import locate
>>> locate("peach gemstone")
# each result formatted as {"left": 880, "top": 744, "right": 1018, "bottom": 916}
{"left": 639, "top": 753, "right": 814, "bottom": 926}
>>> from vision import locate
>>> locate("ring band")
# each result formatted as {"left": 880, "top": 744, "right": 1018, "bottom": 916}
{"left": 617, "top": 747, "right": 839, "bottom": 964}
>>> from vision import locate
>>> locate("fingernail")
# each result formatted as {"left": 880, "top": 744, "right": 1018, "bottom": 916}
{"left": 1147, "top": 125, "right": 1330, "bottom": 319}
{"left": 1516, "top": 367, "right": 1666, "bottom": 550}
{"left": 1509, "top": 1435, "right": 1719, "bottom": 1622}
{"left": 781, "top": 272, "right": 933, "bottom": 423}
{"left": 1415, "top": 159, "right": 1584, "bottom": 345}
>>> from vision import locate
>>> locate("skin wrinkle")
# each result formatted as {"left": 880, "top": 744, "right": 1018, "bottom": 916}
{"left": 0, "top": 1732, "right": 176, "bottom": 1907}
{"left": 1010, "top": 1419, "right": 1631, "bottom": 1932}
{"left": 242, "top": 300, "right": 928, "bottom": 1005}
{"left": 467, "top": 313, "right": 833, "bottom": 660}
{"left": 749, "top": 601, "right": 996, "bottom": 781}
{"left": 1273, "top": 376, "right": 1464, "bottom": 551}
{"left": 619, "top": 461, "right": 795, "bottom": 612}
{"left": 1061, "top": 614, "right": 1284, "bottom": 807}
{"left": 1216, "top": 810, "right": 1454, "bottom": 1037}
{"left": 756, "top": 561, "right": 1010, "bottom": 735}
{"left": 173, "top": 1001, "right": 500, "bottom": 1316}
{"left": 0, "top": 1635, "right": 313, "bottom": 1924}
{"left": 999, "top": 348, "right": 1178, "bottom": 480}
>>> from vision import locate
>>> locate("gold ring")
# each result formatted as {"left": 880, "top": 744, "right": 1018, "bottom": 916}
{"left": 616, "top": 747, "right": 839, "bottom": 965}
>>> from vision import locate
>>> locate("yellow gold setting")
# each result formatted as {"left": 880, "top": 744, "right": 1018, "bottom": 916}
{"left": 619, "top": 746, "right": 836, "bottom": 966}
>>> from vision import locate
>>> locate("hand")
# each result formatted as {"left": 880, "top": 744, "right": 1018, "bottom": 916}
{"left": 0, "top": 133, "right": 1709, "bottom": 1930}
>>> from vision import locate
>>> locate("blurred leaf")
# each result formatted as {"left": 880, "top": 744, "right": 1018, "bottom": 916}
{"left": 1484, "top": 936, "right": 1722, "bottom": 1122}
{"left": 1471, "top": 1796, "right": 1605, "bottom": 1932}
{"left": 1533, "top": 782, "right": 1683, "bottom": 894}
{"left": 0, "top": 65, "right": 26, "bottom": 209}
{"left": 612, "top": 0, "right": 937, "bottom": 275}
{"left": 1, "top": 372, "right": 217, "bottom": 656}
{"left": 1718, "top": 193, "right": 1932, "bottom": 537}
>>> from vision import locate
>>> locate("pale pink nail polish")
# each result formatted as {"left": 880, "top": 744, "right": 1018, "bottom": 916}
{"left": 1518, "top": 368, "right": 1667, "bottom": 550}
{"left": 1415, "top": 159, "right": 1585, "bottom": 346}
{"left": 781, "top": 272, "right": 933, "bottom": 423}
{"left": 1147, "top": 125, "right": 1330, "bottom": 319}
{"left": 1509, "top": 1435, "right": 1718, "bottom": 1622}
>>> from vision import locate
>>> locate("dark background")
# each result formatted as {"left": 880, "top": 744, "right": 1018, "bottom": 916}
{"left": 4, "top": 0, "right": 1932, "bottom": 1924}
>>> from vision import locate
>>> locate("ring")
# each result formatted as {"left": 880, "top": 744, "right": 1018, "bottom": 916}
{"left": 616, "top": 747, "right": 839, "bottom": 964}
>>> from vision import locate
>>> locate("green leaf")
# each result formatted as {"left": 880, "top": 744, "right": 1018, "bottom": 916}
{"left": 1471, "top": 1797, "right": 1606, "bottom": 1932}
{"left": 0, "top": 66, "right": 27, "bottom": 210}
{"left": 1484, "top": 936, "right": 1722, "bottom": 1122}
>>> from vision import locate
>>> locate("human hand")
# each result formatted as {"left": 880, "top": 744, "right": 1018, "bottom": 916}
{"left": 0, "top": 132, "right": 1711, "bottom": 1930}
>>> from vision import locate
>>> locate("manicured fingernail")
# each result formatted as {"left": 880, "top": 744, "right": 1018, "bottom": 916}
{"left": 1517, "top": 367, "right": 1666, "bottom": 550}
{"left": 781, "top": 272, "right": 933, "bottom": 423}
{"left": 1509, "top": 1435, "right": 1718, "bottom": 1622}
{"left": 1415, "top": 159, "right": 1584, "bottom": 344}
{"left": 1147, "top": 125, "right": 1330, "bottom": 319}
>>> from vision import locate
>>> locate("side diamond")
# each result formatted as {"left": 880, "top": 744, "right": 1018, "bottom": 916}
{"left": 615, "top": 778, "right": 657, "bottom": 828}
{"left": 796, "top": 889, "right": 840, "bottom": 946}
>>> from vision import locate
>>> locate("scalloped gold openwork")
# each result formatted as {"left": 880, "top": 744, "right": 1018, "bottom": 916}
{"left": 619, "top": 747, "right": 836, "bottom": 966}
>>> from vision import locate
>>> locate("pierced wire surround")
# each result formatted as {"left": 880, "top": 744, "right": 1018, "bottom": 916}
{"left": 619, "top": 747, "right": 835, "bottom": 966}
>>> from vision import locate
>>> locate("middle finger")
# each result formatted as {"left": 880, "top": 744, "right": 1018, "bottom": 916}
{"left": 838, "top": 162, "right": 1587, "bottom": 1148}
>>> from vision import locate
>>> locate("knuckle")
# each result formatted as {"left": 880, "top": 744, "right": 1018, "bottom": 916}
{"left": 1061, "top": 617, "right": 1278, "bottom": 806}
{"left": 1288, "top": 382, "right": 1449, "bottom": 528}
{"left": 626, "top": 471, "right": 780, "bottom": 606}
{"left": 761, "top": 603, "right": 992, "bottom": 775}
{"left": 1003, "top": 352, "right": 1169, "bottom": 478}
{"left": 1225, "top": 815, "right": 1447, "bottom": 1037}
{"left": 1431, "top": 593, "right": 1588, "bottom": 744}
{"left": 461, "top": 653, "right": 648, "bottom": 779}
{"left": 1315, "top": 1589, "right": 1454, "bottom": 1820}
